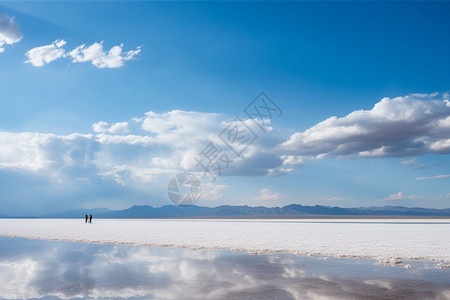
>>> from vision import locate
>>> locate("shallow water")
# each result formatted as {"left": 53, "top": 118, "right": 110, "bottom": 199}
{"left": 0, "top": 237, "right": 449, "bottom": 300}
{"left": 2, "top": 218, "right": 449, "bottom": 263}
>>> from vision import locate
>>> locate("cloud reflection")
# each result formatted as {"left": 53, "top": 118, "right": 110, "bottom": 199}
{"left": 0, "top": 237, "right": 449, "bottom": 300}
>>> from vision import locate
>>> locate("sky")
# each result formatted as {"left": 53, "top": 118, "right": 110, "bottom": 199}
{"left": 0, "top": 1, "right": 450, "bottom": 215}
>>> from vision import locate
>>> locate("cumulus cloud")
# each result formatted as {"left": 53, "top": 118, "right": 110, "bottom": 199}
{"left": 2, "top": 94, "right": 450, "bottom": 214}
{"left": 0, "top": 132, "right": 95, "bottom": 172}
{"left": 202, "top": 183, "right": 228, "bottom": 201}
{"left": 381, "top": 192, "right": 405, "bottom": 201}
{"left": 1, "top": 111, "right": 286, "bottom": 196}
{"left": 0, "top": 14, "right": 22, "bottom": 53}
{"left": 0, "top": 109, "right": 290, "bottom": 214}
{"left": 92, "top": 121, "right": 110, "bottom": 133}
{"left": 137, "top": 110, "right": 292, "bottom": 179}
{"left": 92, "top": 121, "right": 130, "bottom": 134}
{"left": 109, "top": 122, "right": 130, "bottom": 133}
{"left": 141, "top": 110, "right": 223, "bottom": 140}
{"left": 25, "top": 40, "right": 141, "bottom": 68}
{"left": 281, "top": 155, "right": 304, "bottom": 166}
{"left": 67, "top": 42, "right": 141, "bottom": 69}
{"left": 137, "top": 110, "right": 290, "bottom": 178}
{"left": 252, "top": 188, "right": 280, "bottom": 201}
{"left": 281, "top": 93, "right": 450, "bottom": 158}
{"left": 0, "top": 130, "right": 161, "bottom": 214}
{"left": 25, "top": 40, "right": 67, "bottom": 67}
{"left": 227, "top": 151, "right": 284, "bottom": 177}
{"left": 95, "top": 133, "right": 153, "bottom": 146}
{"left": 0, "top": 110, "right": 284, "bottom": 181}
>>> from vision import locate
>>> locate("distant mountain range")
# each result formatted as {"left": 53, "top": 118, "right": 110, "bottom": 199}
{"left": 42, "top": 208, "right": 114, "bottom": 218}
{"left": 2, "top": 204, "right": 450, "bottom": 218}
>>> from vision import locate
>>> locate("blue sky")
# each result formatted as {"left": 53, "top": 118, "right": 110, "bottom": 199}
{"left": 0, "top": 1, "right": 449, "bottom": 215}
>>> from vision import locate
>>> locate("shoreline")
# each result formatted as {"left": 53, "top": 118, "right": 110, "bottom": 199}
{"left": 2, "top": 215, "right": 450, "bottom": 220}
{"left": 1, "top": 218, "right": 449, "bottom": 267}
{"left": 1, "top": 234, "right": 449, "bottom": 270}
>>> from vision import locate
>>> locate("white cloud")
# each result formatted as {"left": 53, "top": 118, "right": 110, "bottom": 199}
{"left": 0, "top": 109, "right": 291, "bottom": 213}
{"left": 416, "top": 174, "right": 450, "bottom": 180}
{"left": 379, "top": 191, "right": 425, "bottom": 201}
{"left": 381, "top": 191, "right": 405, "bottom": 201}
{"left": 142, "top": 111, "right": 288, "bottom": 178}
{"left": 67, "top": 42, "right": 141, "bottom": 68}
{"left": 25, "top": 40, "right": 141, "bottom": 68}
{"left": 0, "top": 110, "right": 285, "bottom": 187}
{"left": 0, "top": 14, "right": 22, "bottom": 53}
{"left": 0, "top": 130, "right": 162, "bottom": 214}
{"left": 2, "top": 97, "right": 450, "bottom": 214}
{"left": 109, "top": 122, "right": 130, "bottom": 133}
{"left": 401, "top": 158, "right": 417, "bottom": 166}
{"left": 201, "top": 183, "right": 228, "bottom": 201}
{"left": 1, "top": 110, "right": 289, "bottom": 194}
{"left": 92, "top": 121, "right": 110, "bottom": 133}
{"left": 267, "top": 167, "right": 294, "bottom": 176}
{"left": 281, "top": 93, "right": 450, "bottom": 158}
{"left": 92, "top": 121, "right": 130, "bottom": 134}
{"left": 141, "top": 110, "right": 223, "bottom": 139}
{"left": 401, "top": 158, "right": 431, "bottom": 169}
{"left": 378, "top": 191, "right": 450, "bottom": 202}
{"left": 25, "top": 40, "right": 66, "bottom": 67}
{"left": 142, "top": 111, "right": 221, "bottom": 152}
{"left": 0, "top": 132, "right": 94, "bottom": 171}
{"left": 252, "top": 188, "right": 280, "bottom": 201}
{"left": 95, "top": 133, "right": 153, "bottom": 145}
{"left": 328, "top": 197, "right": 343, "bottom": 201}
{"left": 281, "top": 155, "right": 304, "bottom": 166}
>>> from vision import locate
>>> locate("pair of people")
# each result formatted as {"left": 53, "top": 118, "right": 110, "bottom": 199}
{"left": 85, "top": 214, "right": 93, "bottom": 223}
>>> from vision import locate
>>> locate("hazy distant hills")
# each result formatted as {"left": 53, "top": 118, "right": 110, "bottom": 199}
{"left": 6, "top": 204, "right": 446, "bottom": 218}
{"left": 103, "top": 204, "right": 450, "bottom": 218}
{"left": 42, "top": 208, "right": 114, "bottom": 218}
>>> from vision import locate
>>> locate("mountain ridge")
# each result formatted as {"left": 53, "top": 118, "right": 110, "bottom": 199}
{"left": 3, "top": 204, "right": 448, "bottom": 218}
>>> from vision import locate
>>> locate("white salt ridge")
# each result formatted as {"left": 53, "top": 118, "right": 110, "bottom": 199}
{"left": 0, "top": 219, "right": 449, "bottom": 266}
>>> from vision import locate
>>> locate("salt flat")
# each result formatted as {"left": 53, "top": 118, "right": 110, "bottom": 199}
{"left": 0, "top": 219, "right": 449, "bottom": 265}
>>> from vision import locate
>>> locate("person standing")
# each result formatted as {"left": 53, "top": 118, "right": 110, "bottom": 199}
{"left": 85, "top": 214, "right": 88, "bottom": 223}
{"left": 89, "top": 214, "right": 92, "bottom": 223}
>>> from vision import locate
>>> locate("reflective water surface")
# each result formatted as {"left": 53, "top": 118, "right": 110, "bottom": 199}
{"left": 0, "top": 237, "right": 449, "bottom": 300}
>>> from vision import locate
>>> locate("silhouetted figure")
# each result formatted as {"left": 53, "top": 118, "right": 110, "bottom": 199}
{"left": 89, "top": 214, "right": 92, "bottom": 223}
{"left": 85, "top": 214, "right": 88, "bottom": 223}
